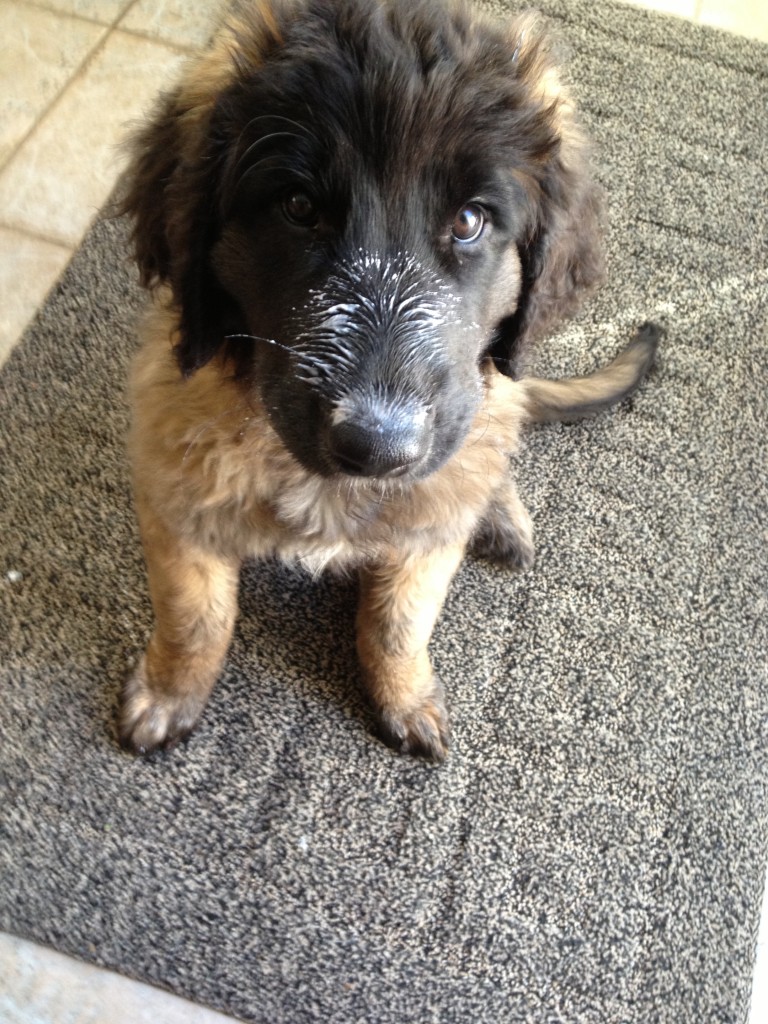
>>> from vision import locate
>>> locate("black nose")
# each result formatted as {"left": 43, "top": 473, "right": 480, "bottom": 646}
{"left": 328, "top": 401, "right": 431, "bottom": 477}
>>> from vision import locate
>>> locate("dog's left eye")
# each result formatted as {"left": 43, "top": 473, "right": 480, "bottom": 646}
{"left": 452, "top": 203, "right": 486, "bottom": 244}
{"left": 282, "top": 190, "right": 319, "bottom": 228}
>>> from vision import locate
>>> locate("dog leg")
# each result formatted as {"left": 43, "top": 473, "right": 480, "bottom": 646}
{"left": 471, "top": 475, "right": 535, "bottom": 571}
{"left": 120, "top": 506, "right": 240, "bottom": 754}
{"left": 357, "top": 543, "right": 465, "bottom": 762}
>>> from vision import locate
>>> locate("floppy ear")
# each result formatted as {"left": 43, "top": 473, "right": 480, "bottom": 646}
{"left": 491, "top": 20, "right": 605, "bottom": 376}
{"left": 118, "top": 7, "right": 281, "bottom": 375}
{"left": 119, "top": 81, "right": 235, "bottom": 376}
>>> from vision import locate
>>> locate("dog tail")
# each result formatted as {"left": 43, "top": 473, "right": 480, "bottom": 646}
{"left": 520, "top": 322, "right": 662, "bottom": 424}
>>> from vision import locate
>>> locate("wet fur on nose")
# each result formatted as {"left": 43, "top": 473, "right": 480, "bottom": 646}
{"left": 292, "top": 252, "right": 458, "bottom": 398}
{"left": 286, "top": 251, "right": 467, "bottom": 479}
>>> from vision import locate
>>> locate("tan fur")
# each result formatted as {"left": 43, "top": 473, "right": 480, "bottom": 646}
{"left": 357, "top": 544, "right": 466, "bottom": 758}
{"left": 119, "top": 497, "right": 240, "bottom": 752}
{"left": 173, "top": 6, "right": 284, "bottom": 145}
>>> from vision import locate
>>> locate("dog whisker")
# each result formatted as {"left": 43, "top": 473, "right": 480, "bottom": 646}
{"left": 232, "top": 114, "right": 319, "bottom": 166}
{"left": 238, "top": 113, "right": 319, "bottom": 144}
{"left": 226, "top": 114, "right": 322, "bottom": 201}
{"left": 230, "top": 160, "right": 316, "bottom": 200}
{"left": 225, "top": 332, "right": 343, "bottom": 389}
{"left": 225, "top": 332, "right": 359, "bottom": 391}
{"left": 234, "top": 131, "right": 301, "bottom": 168}
{"left": 224, "top": 332, "right": 294, "bottom": 354}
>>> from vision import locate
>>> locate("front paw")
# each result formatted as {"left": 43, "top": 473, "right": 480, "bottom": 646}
{"left": 472, "top": 503, "right": 534, "bottom": 571}
{"left": 119, "top": 655, "right": 206, "bottom": 755}
{"left": 376, "top": 681, "right": 450, "bottom": 762}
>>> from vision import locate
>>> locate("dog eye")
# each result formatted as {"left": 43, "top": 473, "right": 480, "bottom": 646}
{"left": 282, "top": 190, "right": 318, "bottom": 228}
{"left": 452, "top": 203, "right": 486, "bottom": 243}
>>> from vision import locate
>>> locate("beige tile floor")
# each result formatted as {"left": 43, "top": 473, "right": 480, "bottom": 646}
{"left": 1, "top": 0, "right": 766, "bottom": 1020}
{"left": 0, "top": 0, "right": 219, "bottom": 365}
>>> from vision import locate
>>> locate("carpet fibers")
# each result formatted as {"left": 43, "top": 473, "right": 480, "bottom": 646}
{"left": 1, "top": 1, "right": 767, "bottom": 1021}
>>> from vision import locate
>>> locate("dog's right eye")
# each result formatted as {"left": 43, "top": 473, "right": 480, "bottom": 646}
{"left": 452, "top": 203, "right": 486, "bottom": 244}
{"left": 282, "top": 190, "right": 319, "bottom": 228}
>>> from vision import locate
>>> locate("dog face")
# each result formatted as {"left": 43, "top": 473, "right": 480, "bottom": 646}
{"left": 122, "top": 0, "right": 603, "bottom": 480}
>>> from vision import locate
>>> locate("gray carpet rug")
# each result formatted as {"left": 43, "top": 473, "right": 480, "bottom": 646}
{"left": 2, "top": 1, "right": 767, "bottom": 1021}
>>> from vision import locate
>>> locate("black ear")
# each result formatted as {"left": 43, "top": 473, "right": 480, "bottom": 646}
{"left": 119, "top": 3, "right": 288, "bottom": 374}
{"left": 118, "top": 88, "right": 181, "bottom": 289}
{"left": 119, "top": 80, "right": 238, "bottom": 376}
{"left": 171, "top": 196, "right": 241, "bottom": 377}
{"left": 490, "top": 18, "right": 605, "bottom": 377}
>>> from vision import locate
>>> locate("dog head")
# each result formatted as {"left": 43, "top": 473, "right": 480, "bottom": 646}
{"left": 122, "top": 0, "right": 603, "bottom": 480}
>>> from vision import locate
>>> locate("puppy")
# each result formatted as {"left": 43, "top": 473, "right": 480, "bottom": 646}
{"left": 119, "top": 0, "right": 658, "bottom": 761}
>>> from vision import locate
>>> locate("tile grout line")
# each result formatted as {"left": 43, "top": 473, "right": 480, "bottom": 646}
{"left": 0, "top": 34, "right": 106, "bottom": 177}
{"left": 0, "top": 0, "right": 198, "bottom": 345}
{"left": 0, "top": 0, "right": 135, "bottom": 178}
{"left": 0, "top": 25, "right": 118, "bottom": 245}
{"left": 111, "top": 26, "right": 203, "bottom": 55}
{"left": 0, "top": 1, "right": 142, "bottom": 352}
{"left": 0, "top": 38, "right": 197, "bottom": 185}
{"left": 0, "top": 0, "right": 197, "bottom": 181}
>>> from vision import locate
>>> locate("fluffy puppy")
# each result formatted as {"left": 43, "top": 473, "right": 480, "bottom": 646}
{"left": 119, "top": 0, "right": 657, "bottom": 761}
